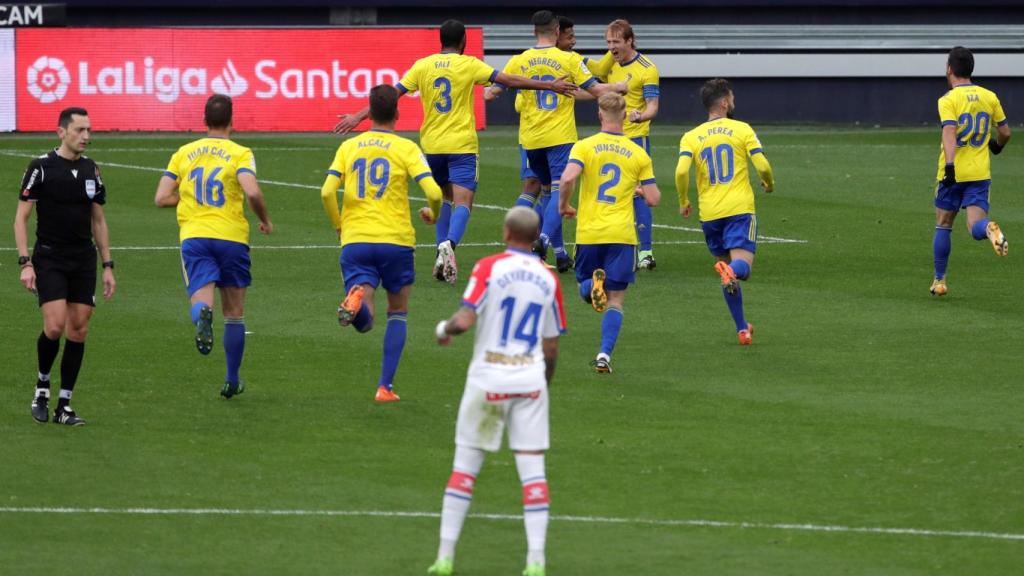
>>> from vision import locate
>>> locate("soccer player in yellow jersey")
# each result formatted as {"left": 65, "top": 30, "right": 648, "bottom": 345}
{"left": 930, "top": 46, "right": 1011, "bottom": 296}
{"left": 155, "top": 94, "right": 273, "bottom": 398}
{"left": 335, "top": 20, "right": 573, "bottom": 285}
{"left": 559, "top": 93, "right": 660, "bottom": 373}
{"left": 676, "top": 79, "right": 774, "bottom": 346}
{"left": 603, "top": 20, "right": 661, "bottom": 270}
{"left": 491, "top": 10, "right": 622, "bottom": 273}
{"left": 322, "top": 85, "right": 443, "bottom": 403}
{"left": 504, "top": 15, "right": 617, "bottom": 273}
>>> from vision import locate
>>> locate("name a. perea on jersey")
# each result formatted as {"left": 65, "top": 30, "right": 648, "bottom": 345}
{"left": 358, "top": 138, "right": 392, "bottom": 150}
{"left": 593, "top": 143, "right": 633, "bottom": 158}
{"left": 187, "top": 146, "right": 232, "bottom": 164}
{"left": 706, "top": 126, "right": 735, "bottom": 137}
{"left": 527, "top": 57, "right": 562, "bottom": 71}
{"left": 494, "top": 268, "right": 552, "bottom": 296}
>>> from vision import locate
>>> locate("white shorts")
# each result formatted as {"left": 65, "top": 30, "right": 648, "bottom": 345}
{"left": 455, "top": 383, "right": 549, "bottom": 453}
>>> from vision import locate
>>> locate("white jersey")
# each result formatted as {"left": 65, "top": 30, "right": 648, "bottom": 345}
{"left": 461, "top": 249, "right": 567, "bottom": 393}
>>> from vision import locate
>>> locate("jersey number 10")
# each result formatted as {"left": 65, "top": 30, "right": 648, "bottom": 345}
{"left": 700, "top": 144, "right": 735, "bottom": 185}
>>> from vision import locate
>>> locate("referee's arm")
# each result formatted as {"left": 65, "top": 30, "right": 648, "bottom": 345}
{"left": 91, "top": 204, "right": 116, "bottom": 300}
{"left": 14, "top": 200, "right": 36, "bottom": 293}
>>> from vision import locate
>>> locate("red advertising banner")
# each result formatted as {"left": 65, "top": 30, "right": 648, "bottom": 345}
{"left": 15, "top": 27, "right": 486, "bottom": 132}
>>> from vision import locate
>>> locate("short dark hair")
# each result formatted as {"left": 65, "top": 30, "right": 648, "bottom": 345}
{"left": 58, "top": 107, "right": 88, "bottom": 128}
{"left": 701, "top": 78, "right": 733, "bottom": 111}
{"left": 532, "top": 10, "right": 558, "bottom": 35}
{"left": 205, "top": 94, "right": 233, "bottom": 129}
{"left": 948, "top": 46, "right": 974, "bottom": 79}
{"left": 440, "top": 19, "right": 465, "bottom": 49}
{"left": 557, "top": 15, "right": 575, "bottom": 32}
{"left": 369, "top": 84, "right": 399, "bottom": 124}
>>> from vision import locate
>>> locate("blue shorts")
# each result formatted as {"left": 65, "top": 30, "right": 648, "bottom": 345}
{"left": 935, "top": 179, "right": 990, "bottom": 213}
{"left": 180, "top": 238, "right": 251, "bottom": 297}
{"left": 630, "top": 136, "right": 651, "bottom": 155}
{"left": 341, "top": 243, "right": 415, "bottom": 294}
{"left": 574, "top": 244, "right": 636, "bottom": 290}
{"left": 702, "top": 213, "right": 758, "bottom": 257}
{"left": 520, "top": 145, "right": 537, "bottom": 181}
{"left": 524, "top": 143, "right": 574, "bottom": 187}
{"left": 426, "top": 153, "right": 478, "bottom": 191}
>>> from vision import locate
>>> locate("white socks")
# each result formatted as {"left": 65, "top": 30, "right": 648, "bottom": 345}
{"left": 437, "top": 446, "right": 485, "bottom": 562}
{"left": 515, "top": 452, "right": 549, "bottom": 568}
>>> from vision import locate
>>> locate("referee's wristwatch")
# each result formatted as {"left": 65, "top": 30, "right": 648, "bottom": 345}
{"left": 18, "top": 255, "right": 31, "bottom": 268}
{"left": 102, "top": 260, "right": 115, "bottom": 269}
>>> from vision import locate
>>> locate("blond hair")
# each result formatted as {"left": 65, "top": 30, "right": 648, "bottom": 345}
{"left": 606, "top": 19, "right": 636, "bottom": 49}
{"left": 598, "top": 92, "right": 626, "bottom": 120}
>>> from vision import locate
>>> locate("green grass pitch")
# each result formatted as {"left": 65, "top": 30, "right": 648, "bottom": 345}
{"left": 1, "top": 125, "right": 1022, "bottom": 575}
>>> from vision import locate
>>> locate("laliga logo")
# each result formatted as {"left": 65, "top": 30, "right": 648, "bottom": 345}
{"left": 27, "top": 56, "right": 71, "bottom": 104}
{"left": 210, "top": 60, "right": 248, "bottom": 97}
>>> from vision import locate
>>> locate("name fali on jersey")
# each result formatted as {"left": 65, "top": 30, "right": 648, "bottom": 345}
{"left": 592, "top": 143, "right": 633, "bottom": 158}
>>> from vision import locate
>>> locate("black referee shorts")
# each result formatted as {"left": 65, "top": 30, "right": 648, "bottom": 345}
{"left": 32, "top": 244, "right": 97, "bottom": 307}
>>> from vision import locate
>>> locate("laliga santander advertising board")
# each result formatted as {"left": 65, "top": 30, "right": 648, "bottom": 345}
{"left": 15, "top": 27, "right": 486, "bottom": 132}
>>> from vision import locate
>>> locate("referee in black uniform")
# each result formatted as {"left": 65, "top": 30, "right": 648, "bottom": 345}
{"left": 13, "top": 107, "right": 116, "bottom": 426}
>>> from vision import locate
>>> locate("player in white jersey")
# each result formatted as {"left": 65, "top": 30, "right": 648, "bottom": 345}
{"left": 427, "top": 207, "right": 566, "bottom": 576}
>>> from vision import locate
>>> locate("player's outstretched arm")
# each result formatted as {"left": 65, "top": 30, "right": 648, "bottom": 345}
{"left": 484, "top": 85, "right": 503, "bottom": 101}
{"left": 584, "top": 81, "right": 626, "bottom": 97}
{"left": 14, "top": 200, "right": 36, "bottom": 293}
{"left": 436, "top": 307, "right": 477, "bottom": 345}
{"left": 558, "top": 163, "right": 583, "bottom": 218}
{"left": 585, "top": 51, "right": 615, "bottom": 77}
{"left": 494, "top": 72, "right": 576, "bottom": 96}
{"left": 238, "top": 172, "right": 273, "bottom": 234}
{"left": 542, "top": 337, "right": 559, "bottom": 385}
{"left": 675, "top": 154, "right": 693, "bottom": 217}
{"left": 751, "top": 153, "right": 775, "bottom": 194}
{"left": 333, "top": 106, "right": 371, "bottom": 135}
{"left": 91, "top": 204, "right": 116, "bottom": 300}
{"left": 154, "top": 175, "right": 180, "bottom": 207}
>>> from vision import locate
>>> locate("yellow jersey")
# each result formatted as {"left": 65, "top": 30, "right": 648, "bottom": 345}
{"left": 935, "top": 84, "right": 1007, "bottom": 182}
{"left": 604, "top": 53, "right": 659, "bottom": 139}
{"left": 678, "top": 118, "right": 765, "bottom": 221}
{"left": 164, "top": 137, "right": 256, "bottom": 245}
{"left": 502, "top": 46, "right": 597, "bottom": 149}
{"left": 323, "top": 129, "right": 440, "bottom": 248}
{"left": 398, "top": 53, "right": 497, "bottom": 155}
{"left": 568, "top": 131, "right": 655, "bottom": 245}
{"left": 512, "top": 51, "right": 609, "bottom": 115}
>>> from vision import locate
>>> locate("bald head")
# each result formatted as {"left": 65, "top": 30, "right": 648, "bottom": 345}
{"left": 504, "top": 206, "right": 541, "bottom": 246}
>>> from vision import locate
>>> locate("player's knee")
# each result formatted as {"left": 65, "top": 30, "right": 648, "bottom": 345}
{"left": 66, "top": 324, "right": 88, "bottom": 342}
{"left": 43, "top": 325, "right": 64, "bottom": 340}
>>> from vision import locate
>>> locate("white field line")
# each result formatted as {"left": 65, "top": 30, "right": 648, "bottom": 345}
{"left": 0, "top": 150, "right": 806, "bottom": 245}
{"left": 0, "top": 506, "right": 1020, "bottom": 542}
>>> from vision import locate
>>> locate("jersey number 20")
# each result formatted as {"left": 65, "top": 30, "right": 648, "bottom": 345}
{"left": 956, "top": 112, "right": 991, "bottom": 148}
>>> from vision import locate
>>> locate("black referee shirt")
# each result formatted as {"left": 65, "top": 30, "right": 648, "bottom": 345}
{"left": 19, "top": 149, "right": 107, "bottom": 250}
